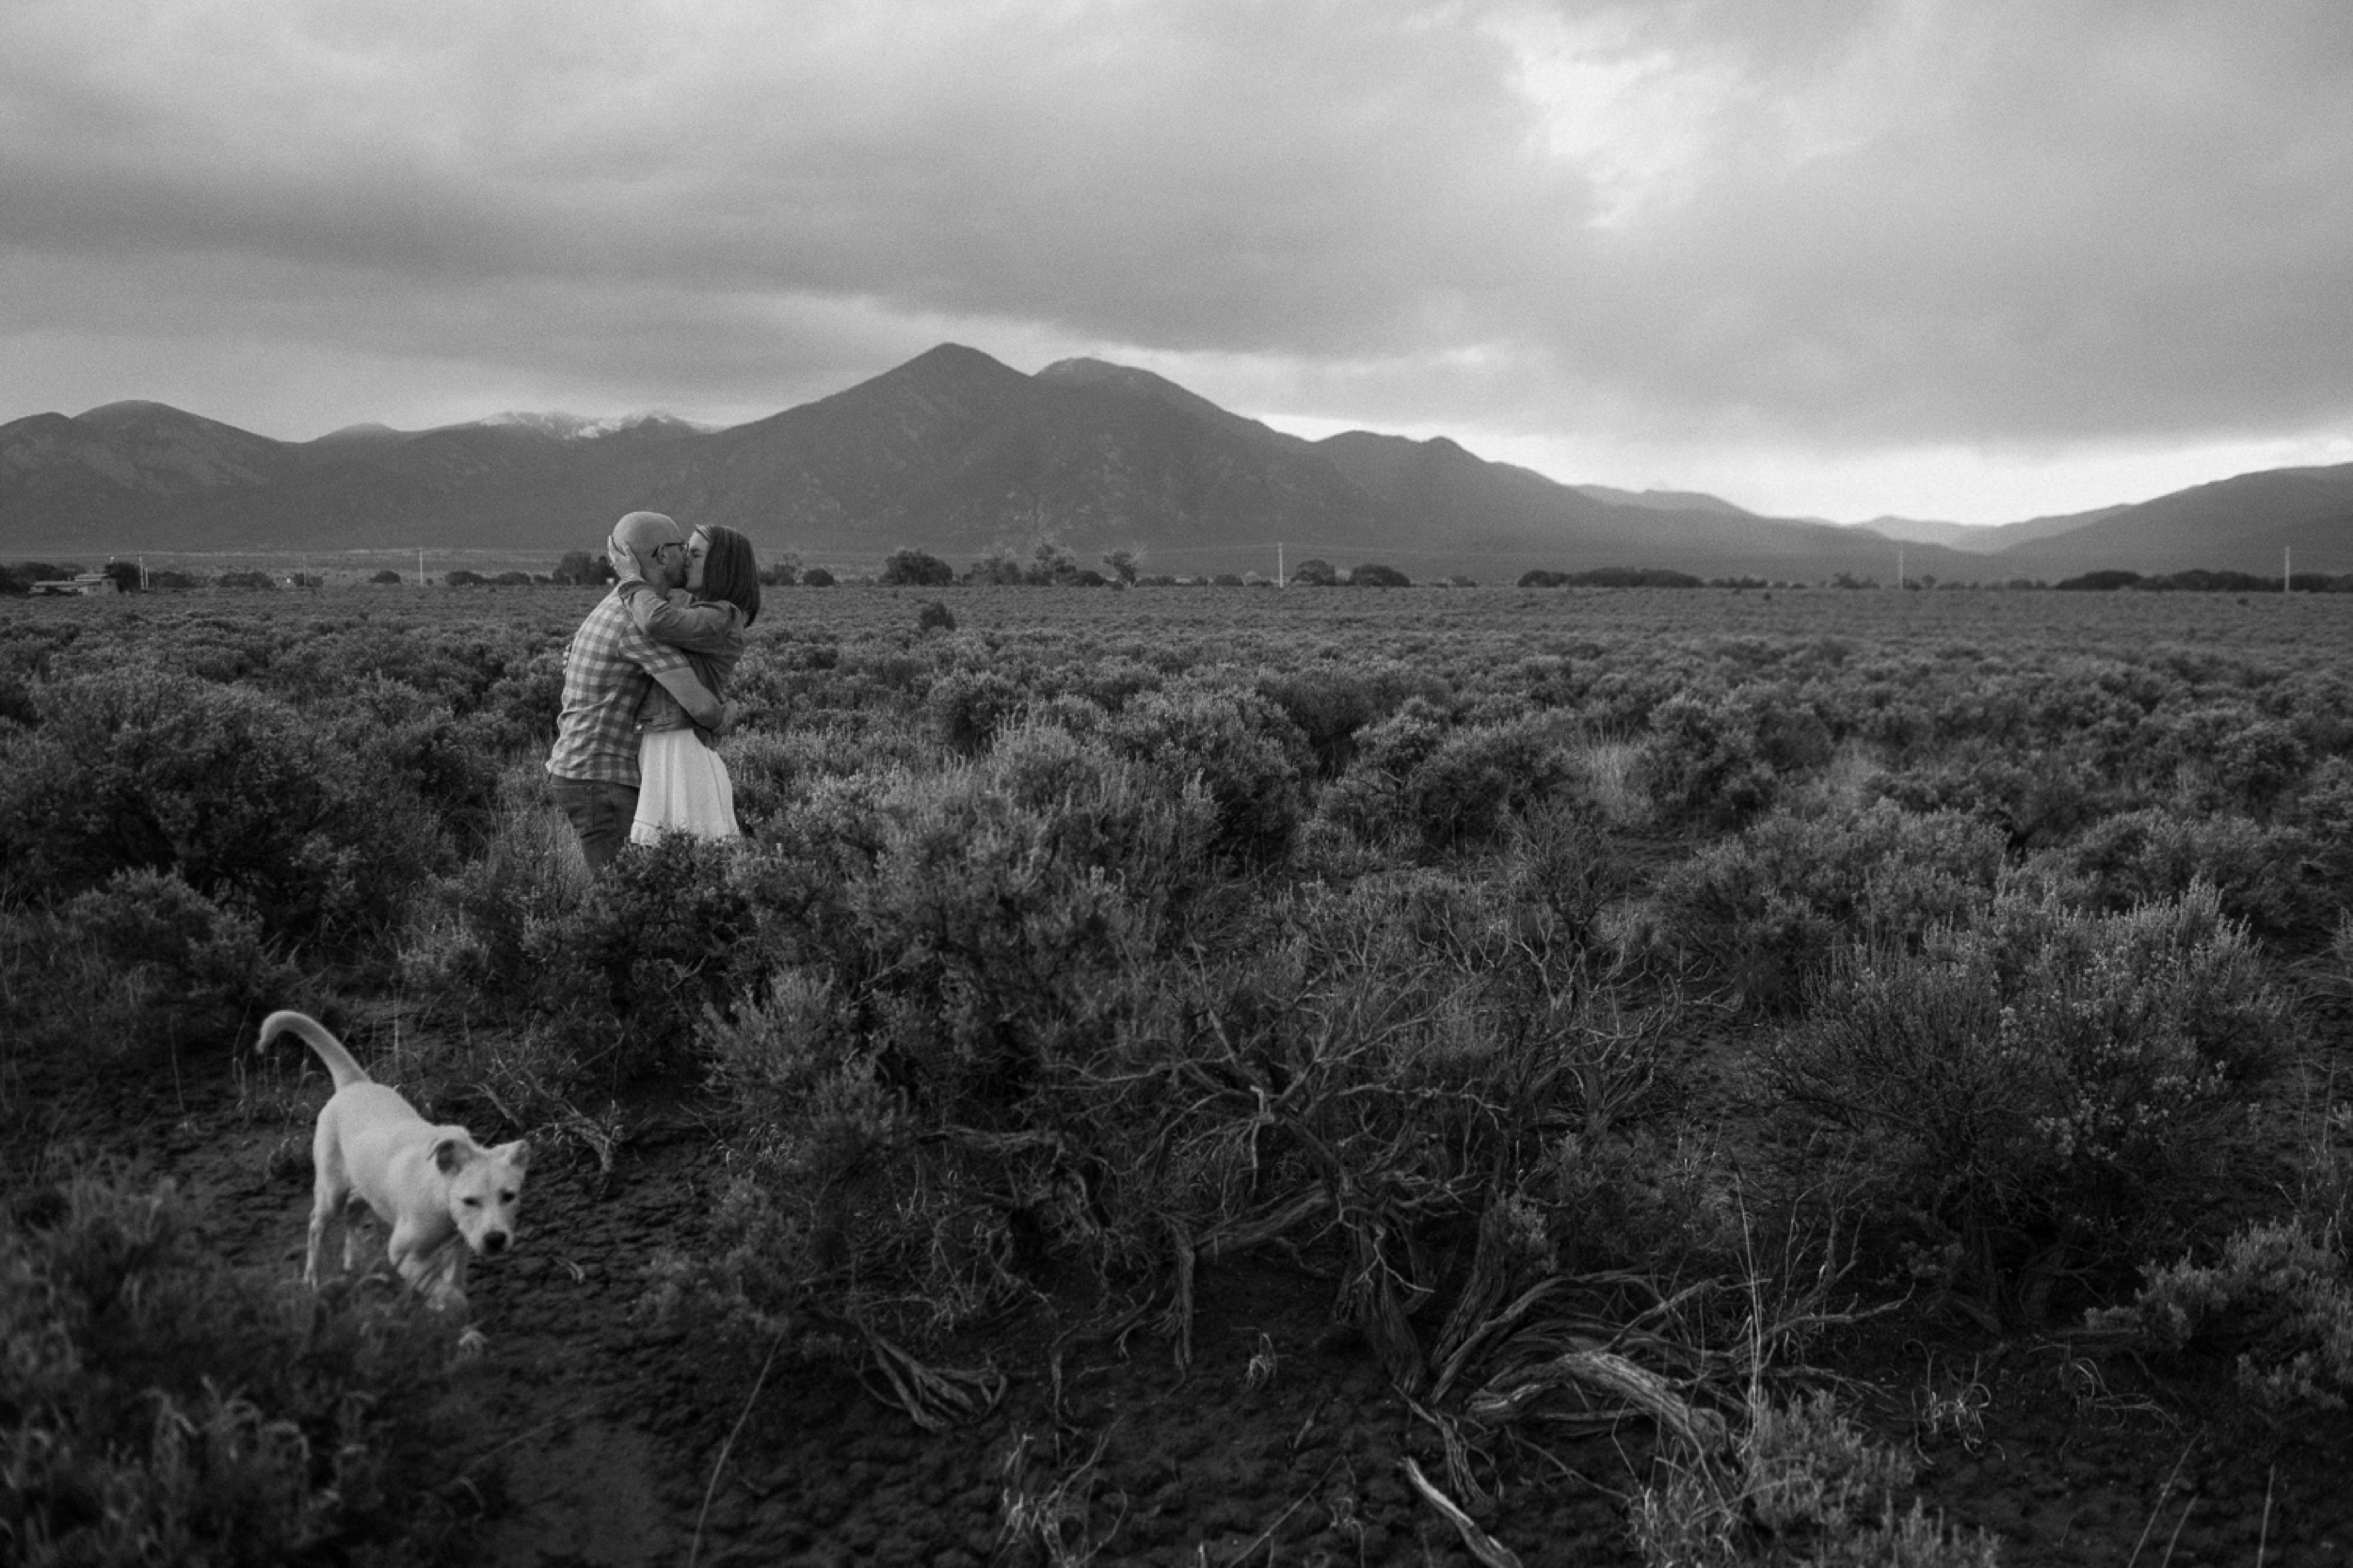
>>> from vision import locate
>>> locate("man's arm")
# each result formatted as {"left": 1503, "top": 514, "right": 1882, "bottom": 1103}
{"left": 648, "top": 664, "right": 736, "bottom": 733}
{"left": 616, "top": 578, "right": 740, "bottom": 653}
{"left": 610, "top": 612, "right": 734, "bottom": 734}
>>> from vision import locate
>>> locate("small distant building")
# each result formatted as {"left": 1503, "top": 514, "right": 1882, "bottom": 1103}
{"left": 27, "top": 572, "right": 119, "bottom": 597}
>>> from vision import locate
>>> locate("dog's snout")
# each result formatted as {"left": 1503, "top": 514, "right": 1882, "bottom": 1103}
{"left": 481, "top": 1231, "right": 510, "bottom": 1256}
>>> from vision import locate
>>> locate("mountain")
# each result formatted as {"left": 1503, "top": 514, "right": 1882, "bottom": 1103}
{"left": 1572, "top": 484, "right": 1752, "bottom": 517}
{"left": 1993, "top": 466, "right": 2353, "bottom": 576}
{"left": 1849, "top": 507, "right": 2131, "bottom": 553}
{"left": 1314, "top": 432, "right": 1955, "bottom": 579}
{"left": 6, "top": 344, "right": 2344, "bottom": 581}
{"left": 669, "top": 344, "right": 1401, "bottom": 564}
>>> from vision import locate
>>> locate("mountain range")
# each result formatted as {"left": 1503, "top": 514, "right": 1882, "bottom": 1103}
{"left": 6, "top": 343, "right": 2351, "bottom": 582}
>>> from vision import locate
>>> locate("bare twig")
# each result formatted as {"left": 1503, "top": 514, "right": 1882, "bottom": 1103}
{"left": 2126, "top": 1442, "right": 2196, "bottom": 1568}
{"left": 1218, "top": 1457, "right": 1340, "bottom": 1566}
{"left": 2257, "top": 1464, "right": 2276, "bottom": 1568}
{"left": 689, "top": 1333, "right": 781, "bottom": 1568}
{"left": 2157, "top": 1496, "right": 2194, "bottom": 1568}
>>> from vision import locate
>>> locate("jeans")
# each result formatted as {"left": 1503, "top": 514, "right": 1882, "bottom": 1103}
{"left": 548, "top": 776, "right": 640, "bottom": 872}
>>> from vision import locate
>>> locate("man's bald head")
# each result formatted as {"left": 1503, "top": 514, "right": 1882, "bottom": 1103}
{"left": 614, "top": 511, "right": 686, "bottom": 588}
{"left": 615, "top": 511, "right": 682, "bottom": 552}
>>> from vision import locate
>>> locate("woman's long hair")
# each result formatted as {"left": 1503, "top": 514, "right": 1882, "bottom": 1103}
{"left": 694, "top": 525, "right": 761, "bottom": 626}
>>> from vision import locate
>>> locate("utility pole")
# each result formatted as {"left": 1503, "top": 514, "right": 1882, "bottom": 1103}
{"left": 417, "top": 548, "right": 426, "bottom": 586}
{"left": 2285, "top": 546, "right": 2293, "bottom": 595}
{"left": 1897, "top": 546, "right": 1905, "bottom": 589}
{"left": 1278, "top": 542, "right": 1285, "bottom": 587}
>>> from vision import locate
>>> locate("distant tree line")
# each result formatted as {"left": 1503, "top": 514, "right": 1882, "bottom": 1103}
{"left": 1516, "top": 568, "right": 1705, "bottom": 589}
{"left": 872, "top": 547, "right": 1453, "bottom": 588}
{"left": 2054, "top": 568, "right": 2353, "bottom": 593}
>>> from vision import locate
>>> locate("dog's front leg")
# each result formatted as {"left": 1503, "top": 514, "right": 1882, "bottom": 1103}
{"left": 417, "top": 1247, "right": 486, "bottom": 1355}
{"left": 393, "top": 1232, "right": 476, "bottom": 1331}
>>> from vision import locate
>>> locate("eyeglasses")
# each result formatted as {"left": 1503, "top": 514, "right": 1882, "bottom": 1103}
{"left": 648, "top": 541, "right": 685, "bottom": 561}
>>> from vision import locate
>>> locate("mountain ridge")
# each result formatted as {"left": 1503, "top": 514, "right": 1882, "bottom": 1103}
{"left": 6, "top": 344, "right": 2350, "bottom": 579}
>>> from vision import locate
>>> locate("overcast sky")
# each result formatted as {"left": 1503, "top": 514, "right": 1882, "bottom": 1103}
{"left": 6, "top": 0, "right": 2351, "bottom": 525}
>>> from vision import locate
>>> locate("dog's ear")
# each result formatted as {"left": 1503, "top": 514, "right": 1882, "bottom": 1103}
{"left": 497, "top": 1139, "right": 531, "bottom": 1172}
{"left": 433, "top": 1137, "right": 474, "bottom": 1176}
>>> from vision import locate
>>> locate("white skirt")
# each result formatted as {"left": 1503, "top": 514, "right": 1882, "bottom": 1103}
{"left": 631, "top": 728, "right": 741, "bottom": 843}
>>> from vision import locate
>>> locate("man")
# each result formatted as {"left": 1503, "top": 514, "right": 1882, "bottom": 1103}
{"left": 546, "top": 510, "right": 730, "bottom": 870}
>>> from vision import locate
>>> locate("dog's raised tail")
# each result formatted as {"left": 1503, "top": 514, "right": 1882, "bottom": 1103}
{"left": 257, "top": 1009, "right": 373, "bottom": 1092}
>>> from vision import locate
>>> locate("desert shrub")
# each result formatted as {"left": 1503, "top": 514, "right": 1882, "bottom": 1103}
{"left": 801, "top": 567, "right": 837, "bottom": 587}
{"left": 1874, "top": 749, "right": 2106, "bottom": 847}
{"left": 322, "top": 679, "right": 510, "bottom": 850}
{"left": 455, "top": 648, "right": 568, "bottom": 758}
{"left": 1633, "top": 1392, "right": 1996, "bottom": 1568}
{"left": 1543, "top": 1126, "right": 1741, "bottom": 1278}
{"left": 2169, "top": 712, "right": 2308, "bottom": 815}
{"left": 1103, "top": 684, "right": 1308, "bottom": 869}
{"left": 1650, "top": 800, "right": 2008, "bottom": 1014}
{"left": 216, "top": 570, "right": 278, "bottom": 590}
{"left": 570, "top": 834, "right": 766, "bottom": 1073}
{"left": 2088, "top": 1218, "right": 2353, "bottom": 1410}
{"left": 2062, "top": 806, "right": 2329, "bottom": 948}
{"left": 401, "top": 773, "right": 593, "bottom": 1026}
{"left": 1257, "top": 666, "right": 1389, "bottom": 776}
{"left": 914, "top": 598, "right": 955, "bottom": 634}
{"left": 1401, "top": 714, "right": 1577, "bottom": 853}
{"left": 0, "top": 667, "right": 442, "bottom": 949}
{"left": 1056, "top": 654, "right": 1158, "bottom": 714}
{"left": 412, "top": 818, "right": 781, "bottom": 1083}
{"left": 1641, "top": 688, "right": 1831, "bottom": 830}
{"left": 667, "top": 823, "right": 1745, "bottom": 1407}
{"left": 846, "top": 732, "right": 1213, "bottom": 1099}
{"left": 46, "top": 869, "right": 304, "bottom": 1055}
{"left": 1763, "top": 881, "right": 2293, "bottom": 1313}
{"left": 2291, "top": 758, "right": 2353, "bottom": 904}
{"left": 1315, "top": 708, "right": 1577, "bottom": 856}
{"left": 0, "top": 1174, "right": 476, "bottom": 1565}
{"left": 1499, "top": 800, "right": 1641, "bottom": 958}
{"left": 926, "top": 665, "right": 1026, "bottom": 757}
{"left": 1311, "top": 698, "right": 1448, "bottom": 844}
{"left": 658, "top": 741, "right": 1216, "bottom": 1345}
{"left": 721, "top": 729, "right": 818, "bottom": 832}
{"left": 1076, "top": 872, "right": 1694, "bottom": 1384}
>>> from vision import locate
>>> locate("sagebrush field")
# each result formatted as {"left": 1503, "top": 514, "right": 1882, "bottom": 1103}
{"left": 6, "top": 580, "right": 2352, "bottom": 1566}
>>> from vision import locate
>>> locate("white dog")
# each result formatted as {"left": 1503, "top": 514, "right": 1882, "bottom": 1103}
{"left": 259, "top": 1009, "right": 528, "bottom": 1336}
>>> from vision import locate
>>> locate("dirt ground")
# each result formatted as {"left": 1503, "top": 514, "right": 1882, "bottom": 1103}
{"left": 24, "top": 1041, "right": 2353, "bottom": 1568}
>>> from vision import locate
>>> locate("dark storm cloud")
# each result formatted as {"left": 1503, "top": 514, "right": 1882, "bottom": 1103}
{"left": 4, "top": 0, "right": 2350, "bottom": 518}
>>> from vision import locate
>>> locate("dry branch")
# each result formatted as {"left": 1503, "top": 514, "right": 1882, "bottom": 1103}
{"left": 858, "top": 1323, "right": 1006, "bottom": 1431}
{"left": 1467, "top": 1346, "right": 1729, "bottom": 1454}
{"left": 1401, "top": 1457, "right": 1523, "bottom": 1568}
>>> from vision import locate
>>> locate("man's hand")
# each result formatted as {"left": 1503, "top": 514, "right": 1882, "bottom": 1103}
{"left": 608, "top": 534, "right": 645, "bottom": 584}
{"left": 709, "top": 699, "right": 741, "bottom": 739}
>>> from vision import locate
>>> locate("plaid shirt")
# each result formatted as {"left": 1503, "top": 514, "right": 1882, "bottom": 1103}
{"left": 546, "top": 588, "right": 692, "bottom": 786}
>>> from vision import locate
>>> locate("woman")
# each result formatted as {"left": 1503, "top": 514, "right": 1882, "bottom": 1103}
{"left": 611, "top": 523, "right": 760, "bottom": 842}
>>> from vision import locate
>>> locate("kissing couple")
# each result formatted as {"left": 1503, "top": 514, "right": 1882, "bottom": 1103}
{"left": 545, "top": 509, "right": 761, "bottom": 868}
